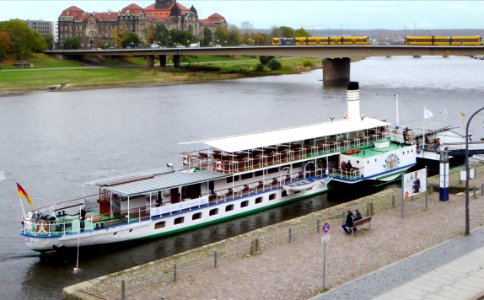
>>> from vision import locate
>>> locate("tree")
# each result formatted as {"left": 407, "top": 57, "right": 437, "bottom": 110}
{"left": 294, "top": 27, "right": 310, "bottom": 37}
{"left": 226, "top": 25, "right": 241, "bottom": 46}
{"left": 154, "top": 25, "right": 170, "bottom": 47}
{"left": 170, "top": 29, "right": 195, "bottom": 46}
{"left": 259, "top": 56, "right": 274, "bottom": 65}
{"left": 122, "top": 32, "right": 141, "bottom": 48}
{"left": 0, "top": 19, "right": 47, "bottom": 59}
{"left": 267, "top": 58, "right": 281, "bottom": 70}
{"left": 44, "top": 35, "right": 54, "bottom": 50}
{"left": 61, "top": 36, "right": 81, "bottom": 49}
{"left": 279, "top": 26, "right": 295, "bottom": 38}
{"left": 201, "top": 27, "right": 213, "bottom": 47}
{"left": 214, "top": 25, "right": 229, "bottom": 46}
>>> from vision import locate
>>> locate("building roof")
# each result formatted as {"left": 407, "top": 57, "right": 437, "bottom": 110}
{"left": 60, "top": 6, "right": 85, "bottom": 18}
{"left": 207, "top": 13, "right": 225, "bottom": 21}
{"left": 120, "top": 3, "right": 144, "bottom": 15}
{"left": 87, "top": 168, "right": 225, "bottom": 196}
{"left": 182, "top": 117, "right": 390, "bottom": 153}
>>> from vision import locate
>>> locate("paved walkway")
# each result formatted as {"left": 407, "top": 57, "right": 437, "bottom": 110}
{"left": 312, "top": 226, "right": 484, "bottom": 300}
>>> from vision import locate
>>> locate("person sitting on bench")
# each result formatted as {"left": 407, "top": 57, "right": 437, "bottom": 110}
{"left": 341, "top": 210, "right": 354, "bottom": 234}
{"left": 353, "top": 209, "right": 363, "bottom": 232}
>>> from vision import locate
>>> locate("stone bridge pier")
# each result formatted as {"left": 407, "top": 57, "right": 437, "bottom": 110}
{"left": 322, "top": 58, "right": 351, "bottom": 85}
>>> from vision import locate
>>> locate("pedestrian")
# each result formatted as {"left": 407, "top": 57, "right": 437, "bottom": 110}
{"left": 341, "top": 210, "right": 354, "bottom": 234}
{"left": 354, "top": 209, "right": 362, "bottom": 221}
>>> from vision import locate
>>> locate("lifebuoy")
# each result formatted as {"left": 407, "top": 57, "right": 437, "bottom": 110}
{"left": 216, "top": 161, "right": 223, "bottom": 171}
{"left": 36, "top": 221, "right": 48, "bottom": 233}
{"left": 182, "top": 154, "right": 189, "bottom": 165}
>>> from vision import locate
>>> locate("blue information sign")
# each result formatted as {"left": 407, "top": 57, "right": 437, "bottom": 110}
{"left": 322, "top": 222, "right": 331, "bottom": 233}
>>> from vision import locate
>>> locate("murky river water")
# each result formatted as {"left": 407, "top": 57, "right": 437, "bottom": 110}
{"left": 0, "top": 56, "right": 483, "bottom": 299}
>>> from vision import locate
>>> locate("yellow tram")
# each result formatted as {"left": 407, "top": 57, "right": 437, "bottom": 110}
{"left": 405, "top": 35, "right": 482, "bottom": 46}
{"left": 272, "top": 36, "right": 370, "bottom": 46}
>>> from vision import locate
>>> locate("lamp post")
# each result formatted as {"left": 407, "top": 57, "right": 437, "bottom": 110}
{"left": 465, "top": 106, "right": 484, "bottom": 235}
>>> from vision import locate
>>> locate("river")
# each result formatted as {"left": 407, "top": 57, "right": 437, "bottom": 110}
{"left": 0, "top": 56, "right": 483, "bottom": 299}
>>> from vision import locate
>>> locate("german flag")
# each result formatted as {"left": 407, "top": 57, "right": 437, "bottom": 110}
{"left": 17, "top": 182, "right": 33, "bottom": 206}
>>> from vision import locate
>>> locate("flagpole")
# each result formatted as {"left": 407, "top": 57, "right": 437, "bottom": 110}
{"left": 16, "top": 182, "right": 26, "bottom": 217}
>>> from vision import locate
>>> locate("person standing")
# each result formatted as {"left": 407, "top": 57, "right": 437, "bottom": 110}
{"left": 341, "top": 210, "right": 354, "bottom": 234}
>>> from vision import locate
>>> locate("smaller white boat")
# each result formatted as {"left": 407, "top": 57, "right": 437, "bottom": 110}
{"left": 282, "top": 178, "right": 319, "bottom": 194}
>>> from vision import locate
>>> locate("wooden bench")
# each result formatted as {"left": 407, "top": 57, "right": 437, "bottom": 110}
{"left": 352, "top": 216, "right": 372, "bottom": 235}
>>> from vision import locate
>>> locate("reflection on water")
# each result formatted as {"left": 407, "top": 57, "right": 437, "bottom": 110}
{"left": 0, "top": 56, "right": 483, "bottom": 299}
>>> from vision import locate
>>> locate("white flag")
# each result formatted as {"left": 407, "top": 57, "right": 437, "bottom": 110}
{"left": 424, "top": 108, "right": 434, "bottom": 119}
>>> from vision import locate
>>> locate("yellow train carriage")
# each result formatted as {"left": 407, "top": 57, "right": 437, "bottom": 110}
{"left": 272, "top": 36, "right": 369, "bottom": 46}
{"left": 405, "top": 35, "right": 482, "bottom": 46}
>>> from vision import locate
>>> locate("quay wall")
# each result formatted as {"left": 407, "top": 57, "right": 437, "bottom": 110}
{"left": 63, "top": 163, "right": 484, "bottom": 300}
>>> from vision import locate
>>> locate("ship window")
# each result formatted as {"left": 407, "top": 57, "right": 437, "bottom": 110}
{"left": 209, "top": 208, "right": 218, "bottom": 216}
{"left": 255, "top": 170, "right": 263, "bottom": 177}
{"left": 234, "top": 175, "right": 240, "bottom": 181}
{"left": 241, "top": 200, "right": 249, "bottom": 208}
{"left": 255, "top": 197, "right": 263, "bottom": 204}
{"left": 269, "top": 193, "right": 276, "bottom": 200}
{"left": 282, "top": 190, "right": 288, "bottom": 197}
{"left": 268, "top": 167, "right": 279, "bottom": 174}
{"left": 227, "top": 177, "right": 233, "bottom": 183}
{"left": 192, "top": 212, "right": 202, "bottom": 220}
{"left": 174, "top": 217, "right": 184, "bottom": 225}
{"left": 241, "top": 173, "right": 253, "bottom": 180}
{"left": 155, "top": 221, "right": 166, "bottom": 229}
{"left": 225, "top": 204, "right": 234, "bottom": 212}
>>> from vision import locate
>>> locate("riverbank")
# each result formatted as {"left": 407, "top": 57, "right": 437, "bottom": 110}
{"left": 63, "top": 162, "right": 484, "bottom": 300}
{"left": 0, "top": 55, "right": 321, "bottom": 97}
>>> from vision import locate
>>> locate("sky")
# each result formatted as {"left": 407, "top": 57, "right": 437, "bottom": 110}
{"left": 1, "top": 1, "right": 484, "bottom": 30}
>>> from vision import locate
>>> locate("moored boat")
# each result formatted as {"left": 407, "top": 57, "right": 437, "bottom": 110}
{"left": 20, "top": 82, "right": 418, "bottom": 254}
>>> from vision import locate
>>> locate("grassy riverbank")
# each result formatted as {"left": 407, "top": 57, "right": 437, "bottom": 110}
{"left": 0, "top": 54, "right": 322, "bottom": 96}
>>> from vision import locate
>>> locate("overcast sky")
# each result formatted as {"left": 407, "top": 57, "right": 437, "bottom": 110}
{"left": 1, "top": 1, "right": 484, "bottom": 30}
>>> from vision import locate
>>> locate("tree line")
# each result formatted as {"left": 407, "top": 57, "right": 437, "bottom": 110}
{"left": 0, "top": 19, "right": 48, "bottom": 62}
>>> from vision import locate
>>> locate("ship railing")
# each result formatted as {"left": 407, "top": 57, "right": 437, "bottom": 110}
{"left": 330, "top": 167, "right": 361, "bottom": 180}
{"left": 184, "top": 135, "right": 387, "bottom": 174}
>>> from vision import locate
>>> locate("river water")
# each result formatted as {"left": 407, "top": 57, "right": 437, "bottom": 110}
{"left": 0, "top": 56, "right": 483, "bottom": 299}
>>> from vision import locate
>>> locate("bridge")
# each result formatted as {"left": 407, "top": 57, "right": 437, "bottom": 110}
{"left": 46, "top": 45, "right": 484, "bottom": 84}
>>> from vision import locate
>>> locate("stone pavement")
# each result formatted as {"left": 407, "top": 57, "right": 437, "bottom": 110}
{"left": 312, "top": 226, "right": 484, "bottom": 300}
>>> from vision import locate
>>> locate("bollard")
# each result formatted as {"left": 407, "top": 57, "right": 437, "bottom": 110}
{"left": 250, "top": 239, "right": 261, "bottom": 255}
{"left": 341, "top": 211, "right": 345, "bottom": 224}
{"left": 173, "top": 263, "right": 177, "bottom": 282}
{"left": 288, "top": 228, "right": 292, "bottom": 243}
{"left": 392, "top": 195, "right": 395, "bottom": 208}
{"left": 213, "top": 251, "right": 218, "bottom": 268}
{"left": 317, "top": 219, "right": 320, "bottom": 234}
{"left": 121, "top": 278, "right": 125, "bottom": 300}
{"left": 482, "top": 183, "right": 484, "bottom": 197}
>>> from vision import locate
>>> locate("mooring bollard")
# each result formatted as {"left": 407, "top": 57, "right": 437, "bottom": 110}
{"left": 121, "top": 278, "right": 125, "bottom": 300}
{"left": 288, "top": 228, "right": 292, "bottom": 243}
{"left": 392, "top": 194, "right": 395, "bottom": 208}
{"left": 317, "top": 219, "right": 320, "bottom": 234}
{"left": 213, "top": 251, "right": 218, "bottom": 268}
{"left": 173, "top": 263, "right": 177, "bottom": 282}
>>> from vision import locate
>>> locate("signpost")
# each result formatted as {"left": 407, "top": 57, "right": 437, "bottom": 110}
{"left": 321, "top": 222, "right": 331, "bottom": 290}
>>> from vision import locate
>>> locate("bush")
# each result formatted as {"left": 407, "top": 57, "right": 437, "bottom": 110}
{"left": 267, "top": 58, "right": 281, "bottom": 70}
{"left": 255, "top": 63, "right": 264, "bottom": 71}
{"left": 259, "top": 56, "right": 274, "bottom": 65}
{"left": 303, "top": 60, "right": 314, "bottom": 67}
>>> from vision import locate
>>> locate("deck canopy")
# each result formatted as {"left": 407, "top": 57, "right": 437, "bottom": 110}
{"left": 86, "top": 169, "right": 225, "bottom": 197}
{"left": 182, "top": 117, "right": 389, "bottom": 153}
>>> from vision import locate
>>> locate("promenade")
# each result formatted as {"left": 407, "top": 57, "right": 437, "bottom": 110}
{"left": 64, "top": 162, "right": 484, "bottom": 300}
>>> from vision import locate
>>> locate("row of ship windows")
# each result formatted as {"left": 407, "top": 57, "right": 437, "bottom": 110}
{"left": 154, "top": 193, "right": 277, "bottom": 229}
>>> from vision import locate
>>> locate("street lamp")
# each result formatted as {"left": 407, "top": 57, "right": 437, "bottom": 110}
{"left": 465, "top": 106, "right": 484, "bottom": 235}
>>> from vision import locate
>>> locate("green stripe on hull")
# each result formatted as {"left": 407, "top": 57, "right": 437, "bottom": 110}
{"left": 134, "top": 189, "right": 326, "bottom": 242}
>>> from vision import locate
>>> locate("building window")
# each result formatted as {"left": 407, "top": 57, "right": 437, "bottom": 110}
{"left": 225, "top": 204, "right": 234, "bottom": 212}
{"left": 174, "top": 217, "right": 184, "bottom": 225}
{"left": 255, "top": 197, "right": 263, "bottom": 204}
{"left": 209, "top": 208, "right": 218, "bottom": 216}
{"left": 155, "top": 221, "right": 165, "bottom": 229}
{"left": 192, "top": 212, "right": 202, "bottom": 220}
{"left": 241, "top": 200, "right": 249, "bottom": 208}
